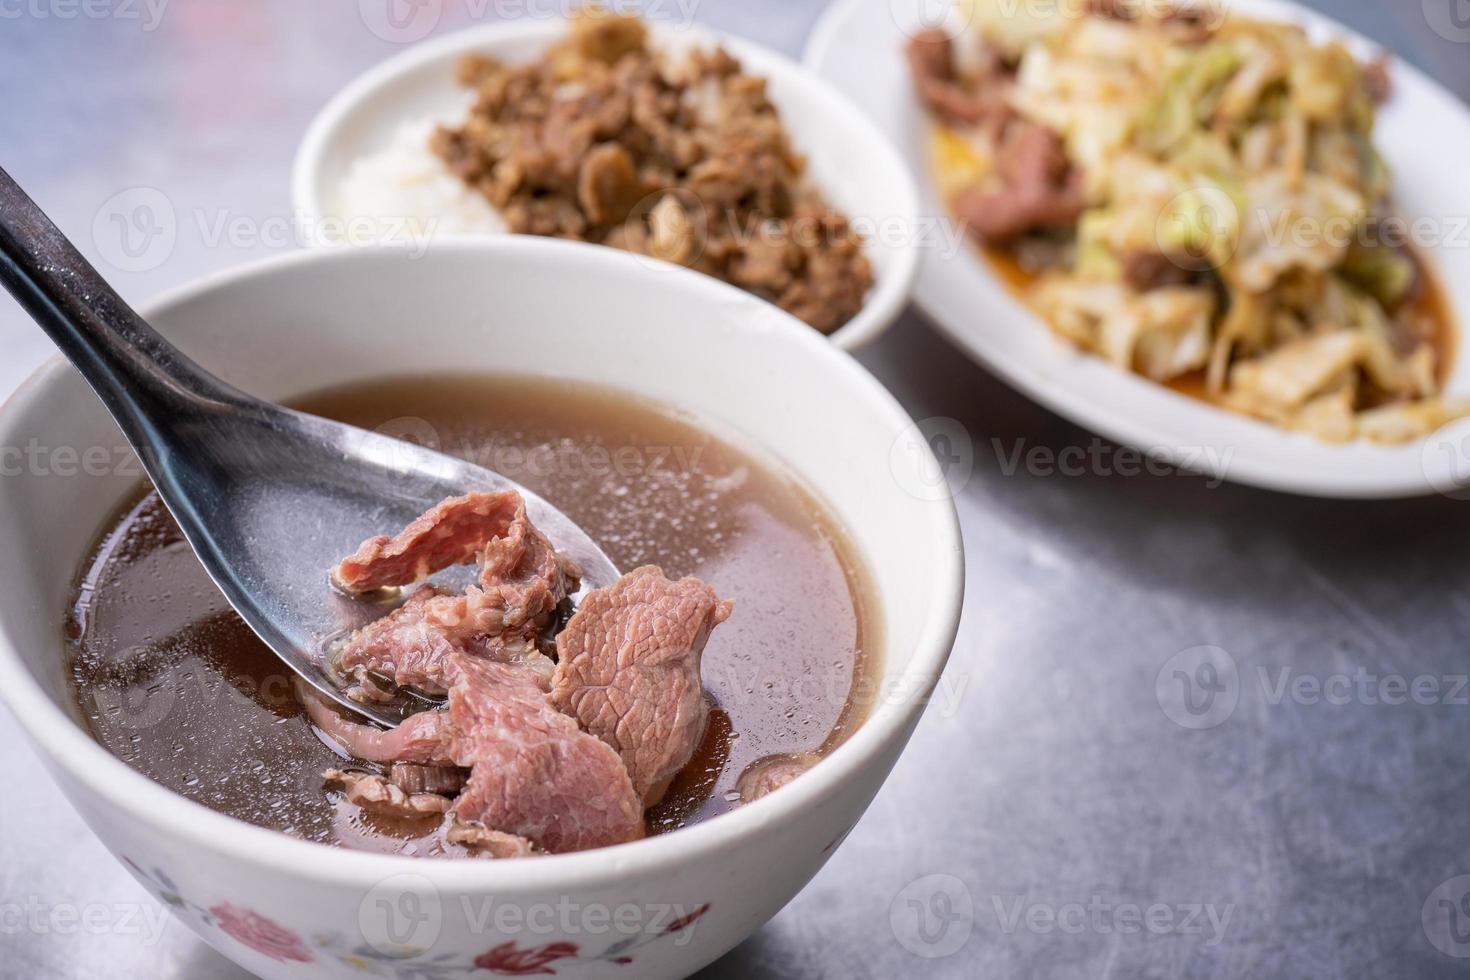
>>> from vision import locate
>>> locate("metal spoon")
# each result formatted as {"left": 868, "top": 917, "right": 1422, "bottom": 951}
{"left": 0, "top": 167, "right": 619, "bottom": 728}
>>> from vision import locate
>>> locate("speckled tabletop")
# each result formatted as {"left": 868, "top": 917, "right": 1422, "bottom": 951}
{"left": 4, "top": 2, "right": 1470, "bottom": 978}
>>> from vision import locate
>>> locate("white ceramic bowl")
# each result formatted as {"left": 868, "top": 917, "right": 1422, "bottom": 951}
{"left": 807, "top": 0, "right": 1470, "bottom": 498}
{"left": 0, "top": 240, "right": 963, "bottom": 980}
{"left": 293, "top": 18, "right": 922, "bottom": 352}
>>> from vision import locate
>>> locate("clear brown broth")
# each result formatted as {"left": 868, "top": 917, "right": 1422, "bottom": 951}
{"left": 66, "top": 375, "right": 878, "bottom": 855}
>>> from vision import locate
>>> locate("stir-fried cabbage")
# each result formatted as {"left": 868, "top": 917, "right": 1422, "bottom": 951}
{"left": 944, "top": 1, "right": 1460, "bottom": 443}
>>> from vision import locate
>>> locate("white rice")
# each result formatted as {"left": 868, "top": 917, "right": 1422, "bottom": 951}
{"left": 333, "top": 113, "right": 507, "bottom": 241}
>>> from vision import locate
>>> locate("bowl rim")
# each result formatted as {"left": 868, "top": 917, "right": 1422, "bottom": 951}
{"left": 0, "top": 238, "right": 964, "bottom": 892}
{"left": 290, "top": 15, "right": 923, "bottom": 353}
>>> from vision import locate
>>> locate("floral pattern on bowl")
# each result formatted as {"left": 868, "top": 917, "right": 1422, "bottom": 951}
{"left": 122, "top": 857, "right": 711, "bottom": 975}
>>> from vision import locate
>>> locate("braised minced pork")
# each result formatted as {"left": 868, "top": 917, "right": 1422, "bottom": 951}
{"left": 432, "top": 11, "right": 874, "bottom": 334}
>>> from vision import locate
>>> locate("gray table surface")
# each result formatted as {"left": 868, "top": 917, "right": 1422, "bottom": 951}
{"left": 4, "top": 2, "right": 1470, "bottom": 977}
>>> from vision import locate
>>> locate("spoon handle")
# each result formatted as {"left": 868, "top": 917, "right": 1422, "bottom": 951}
{"left": 0, "top": 167, "right": 248, "bottom": 431}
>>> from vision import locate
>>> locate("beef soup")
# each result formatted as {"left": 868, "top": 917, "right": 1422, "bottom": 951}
{"left": 66, "top": 375, "right": 878, "bottom": 858}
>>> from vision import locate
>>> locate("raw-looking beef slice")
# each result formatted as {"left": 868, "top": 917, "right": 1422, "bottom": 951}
{"left": 479, "top": 499, "right": 584, "bottom": 630}
{"left": 447, "top": 652, "right": 645, "bottom": 854}
{"left": 446, "top": 815, "right": 539, "bottom": 858}
{"left": 331, "top": 585, "right": 530, "bottom": 697}
{"left": 325, "top": 769, "right": 451, "bottom": 818}
{"left": 736, "top": 753, "right": 819, "bottom": 803}
{"left": 461, "top": 627, "right": 558, "bottom": 692}
{"left": 295, "top": 681, "right": 454, "bottom": 765}
{"left": 333, "top": 490, "right": 522, "bottom": 594}
{"left": 550, "top": 566, "right": 734, "bottom": 805}
{"left": 332, "top": 586, "right": 467, "bottom": 698}
{"left": 389, "top": 763, "right": 468, "bottom": 797}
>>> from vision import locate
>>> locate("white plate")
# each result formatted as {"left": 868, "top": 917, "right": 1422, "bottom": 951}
{"left": 293, "top": 17, "right": 921, "bottom": 351}
{"left": 806, "top": 0, "right": 1470, "bottom": 498}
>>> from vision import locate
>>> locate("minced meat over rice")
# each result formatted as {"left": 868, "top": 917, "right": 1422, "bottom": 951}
{"left": 431, "top": 11, "right": 874, "bottom": 334}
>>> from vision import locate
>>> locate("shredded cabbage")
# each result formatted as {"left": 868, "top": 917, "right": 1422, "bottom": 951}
{"left": 941, "top": 3, "right": 1460, "bottom": 443}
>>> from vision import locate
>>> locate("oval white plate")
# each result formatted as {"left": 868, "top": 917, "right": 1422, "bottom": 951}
{"left": 293, "top": 17, "right": 921, "bottom": 351}
{"left": 806, "top": 0, "right": 1470, "bottom": 498}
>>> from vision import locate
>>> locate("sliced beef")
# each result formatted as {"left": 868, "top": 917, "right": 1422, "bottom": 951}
{"left": 550, "top": 566, "right": 733, "bottom": 805}
{"left": 446, "top": 816, "right": 538, "bottom": 858}
{"left": 331, "top": 586, "right": 473, "bottom": 699}
{"left": 325, "top": 769, "right": 451, "bottom": 818}
{"left": 333, "top": 491, "right": 521, "bottom": 594}
{"left": 389, "top": 763, "right": 468, "bottom": 797}
{"left": 330, "top": 491, "right": 575, "bottom": 698}
{"left": 953, "top": 122, "right": 1087, "bottom": 243}
{"left": 1122, "top": 250, "right": 1209, "bottom": 291}
{"left": 736, "top": 753, "right": 819, "bottom": 803}
{"left": 905, "top": 29, "right": 1012, "bottom": 133}
{"left": 448, "top": 651, "right": 645, "bottom": 852}
{"left": 1362, "top": 54, "right": 1392, "bottom": 105}
{"left": 298, "top": 682, "right": 454, "bottom": 765}
{"left": 331, "top": 584, "right": 555, "bottom": 698}
{"left": 306, "top": 648, "right": 643, "bottom": 853}
{"left": 478, "top": 499, "right": 581, "bottom": 631}
{"left": 310, "top": 493, "right": 730, "bottom": 855}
